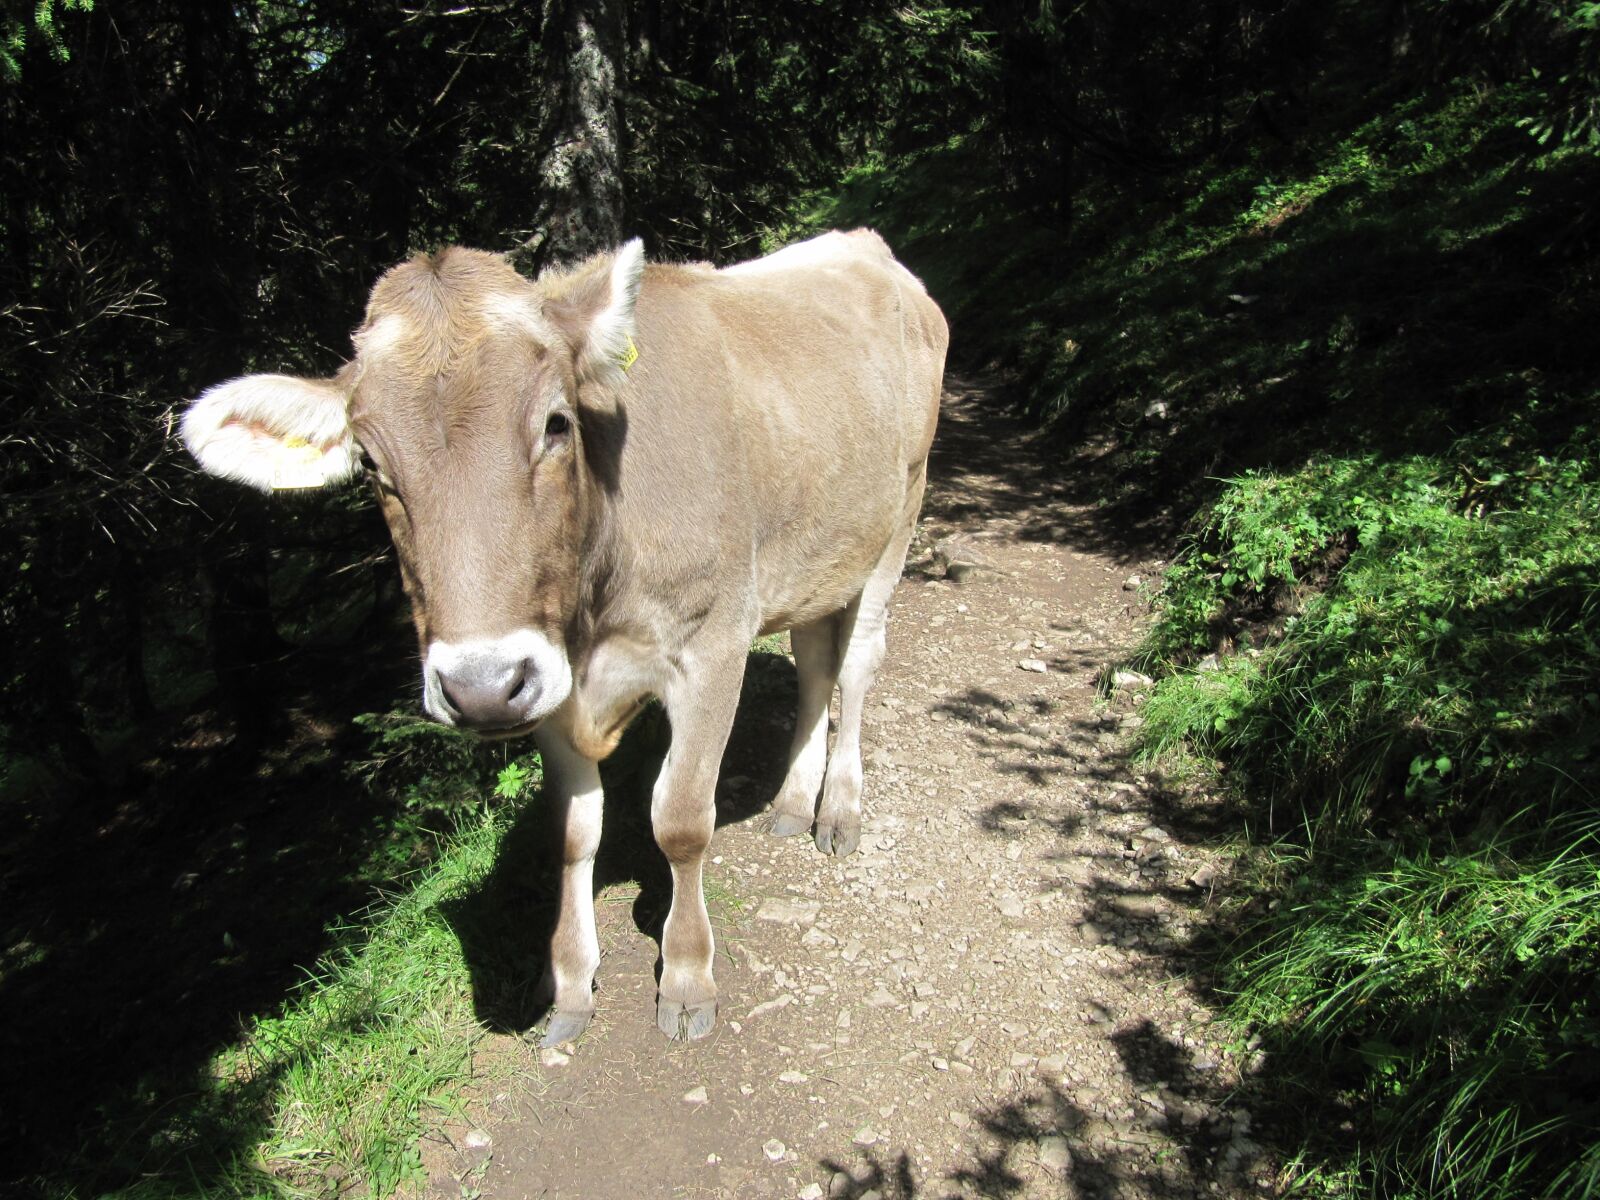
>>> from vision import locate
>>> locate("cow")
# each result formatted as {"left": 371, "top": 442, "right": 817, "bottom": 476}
{"left": 179, "top": 229, "right": 947, "bottom": 1044}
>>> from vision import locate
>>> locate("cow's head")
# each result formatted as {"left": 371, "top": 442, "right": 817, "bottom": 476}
{"left": 181, "top": 241, "right": 644, "bottom": 736}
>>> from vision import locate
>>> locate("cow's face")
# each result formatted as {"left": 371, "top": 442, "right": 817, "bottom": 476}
{"left": 181, "top": 242, "right": 644, "bottom": 735}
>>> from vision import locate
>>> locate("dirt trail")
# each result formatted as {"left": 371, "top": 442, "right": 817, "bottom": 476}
{"left": 428, "top": 383, "right": 1274, "bottom": 1200}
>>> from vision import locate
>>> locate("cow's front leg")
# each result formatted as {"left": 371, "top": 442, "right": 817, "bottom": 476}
{"left": 534, "top": 729, "right": 604, "bottom": 1047}
{"left": 654, "top": 647, "right": 747, "bottom": 1040}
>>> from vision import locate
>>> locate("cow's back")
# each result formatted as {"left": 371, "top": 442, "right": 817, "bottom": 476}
{"left": 610, "top": 232, "right": 945, "bottom": 632}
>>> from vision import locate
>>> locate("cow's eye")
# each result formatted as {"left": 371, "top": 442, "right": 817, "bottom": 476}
{"left": 357, "top": 446, "right": 378, "bottom": 474}
{"left": 545, "top": 411, "right": 571, "bottom": 441}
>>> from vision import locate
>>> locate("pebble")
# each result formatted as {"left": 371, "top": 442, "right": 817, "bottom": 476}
{"left": 462, "top": 1128, "right": 491, "bottom": 1150}
{"left": 853, "top": 1126, "right": 880, "bottom": 1147}
{"left": 997, "top": 895, "right": 1025, "bottom": 919}
{"left": 798, "top": 1185, "right": 824, "bottom": 1200}
{"left": 1111, "top": 894, "right": 1163, "bottom": 919}
{"left": 683, "top": 1086, "right": 709, "bottom": 1105}
{"left": 779, "top": 1070, "right": 809, "bottom": 1084}
{"left": 749, "top": 995, "right": 795, "bottom": 1020}
{"left": 829, "top": 1172, "right": 852, "bottom": 1198}
{"left": 1018, "top": 658, "right": 1049, "bottom": 673}
{"left": 539, "top": 1047, "right": 571, "bottom": 1067}
{"left": 1037, "top": 1134, "right": 1073, "bottom": 1173}
{"left": 757, "top": 897, "right": 822, "bottom": 925}
{"left": 763, "top": 1138, "right": 788, "bottom": 1162}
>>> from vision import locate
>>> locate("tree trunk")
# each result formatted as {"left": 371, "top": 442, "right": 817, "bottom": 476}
{"left": 530, "top": 0, "right": 628, "bottom": 270}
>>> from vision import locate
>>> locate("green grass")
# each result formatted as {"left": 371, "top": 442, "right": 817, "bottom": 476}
{"left": 1132, "top": 441, "right": 1600, "bottom": 1198}
{"left": 92, "top": 800, "right": 527, "bottom": 1200}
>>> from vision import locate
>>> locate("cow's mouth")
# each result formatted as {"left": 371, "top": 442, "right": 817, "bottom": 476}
{"left": 468, "top": 718, "right": 544, "bottom": 741}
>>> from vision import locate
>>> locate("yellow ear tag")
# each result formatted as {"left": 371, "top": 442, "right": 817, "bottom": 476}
{"left": 618, "top": 334, "right": 639, "bottom": 372}
{"left": 272, "top": 436, "right": 327, "bottom": 491}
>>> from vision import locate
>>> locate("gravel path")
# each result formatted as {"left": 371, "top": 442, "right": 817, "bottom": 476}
{"left": 426, "top": 383, "right": 1274, "bottom": 1200}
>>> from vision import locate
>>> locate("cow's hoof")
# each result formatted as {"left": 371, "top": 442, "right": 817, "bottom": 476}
{"left": 814, "top": 821, "right": 860, "bottom": 858}
{"left": 539, "top": 1009, "right": 592, "bottom": 1047}
{"left": 658, "top": 996, "right": 717, "bottom": 1041}
{"left": 769, "top": 812, "right": 813, "bottom": 839}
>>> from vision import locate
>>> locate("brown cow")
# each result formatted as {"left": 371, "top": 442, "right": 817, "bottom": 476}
{"left": 180, "top": 230, "right": 947, "bottom": 1043}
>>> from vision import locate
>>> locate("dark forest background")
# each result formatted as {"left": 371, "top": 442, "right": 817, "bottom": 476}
{"left": 2, "top": 1, "right": 1598, "bottom": 1197}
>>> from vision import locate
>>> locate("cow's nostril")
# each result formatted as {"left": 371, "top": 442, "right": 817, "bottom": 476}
{"left": 436, "top": 659, "right": 539, "bottom": 729}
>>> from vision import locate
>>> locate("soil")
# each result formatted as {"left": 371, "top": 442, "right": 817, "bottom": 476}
{"left": 424, "top": 382, "right": 1276, "bottom": 1200}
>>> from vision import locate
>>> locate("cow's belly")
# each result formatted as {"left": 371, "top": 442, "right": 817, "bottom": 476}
{"left": 752, "top": 492, "right": 909, "bottom": 634}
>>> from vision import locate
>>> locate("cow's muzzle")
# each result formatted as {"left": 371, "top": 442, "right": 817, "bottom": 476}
{"left": 424, "top": 631, "right": 572, "bottom": 733}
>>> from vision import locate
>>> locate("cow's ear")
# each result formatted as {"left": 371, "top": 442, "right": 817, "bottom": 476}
{"left": 180, "top": 374, "right": 358, "bottom": 493}
{"left": 542, "top": 238, "right": 644, "bottom": 385}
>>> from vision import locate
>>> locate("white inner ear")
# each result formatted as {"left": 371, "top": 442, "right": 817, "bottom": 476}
{"left": 580, "top": 238, "right": 644, "bottom": 383}
{"left": 180, "top": 373, "right": 357, "bottom": 494}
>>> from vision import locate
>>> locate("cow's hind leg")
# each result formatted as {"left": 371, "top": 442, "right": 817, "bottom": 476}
{"left": 815, "top": 521, "right": 916, "bottom": 858}
{"left": 654, "top": 644, "right": 747, "bottom": 1040}
{"left": 769, "top": 616, "right": 840, "bottom": 838}
{"left": 533, "top": 730, "right": 604, "bottom": 1047}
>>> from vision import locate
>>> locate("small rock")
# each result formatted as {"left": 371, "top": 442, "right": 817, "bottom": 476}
{"left": 866, "top": 986, "right": 898, "bottom": 1009}
{"left": 1111, "top": 894, "right": 1163, "bottom": 919}
{"left": 829, "top": 1172, "right": 852, "bottom": 1198}
{"left": 763, "top": 1138, "right": 788, "bottom": 1162}
{"left": 779, "top": 1070, "right": 809, "bottom": 1084}
{"left": 798, "top": 1185, "right": 824, "bottom": 1200}
{"left": 1037, "top": 1135, "right": 1073, "bottom": 1173}
{"left": 1038, "top": 1054, "right": 1068, "bottom": 1077}
{"left": 1018, "top": 658, "right": 1048, "bottom": 673}
{"left": 801, "top": 926, "right": 837, "bottom": 948}
{"left": 852, "top": 1126, "right": 880, "bottom": 1147}
{"left": 683, "top": 1086, "right": 709, "bottom": 1105}
{"left": 1112, "top": 668, "right": 1154, "bottom": 689}
{"left": 539, "top": 1046, "right": 571, "bottom": 1067}
{"left": 462, "top": 1128, "right": 492, "bottom": 1150}
{"left": 749, "top": 995, "right": 795, "bottom": 1020}
{"left": 997, "top": 895, "right": 1025, "bottom": 919}
{"left": 757, "top": 897, "right": 822, "bottom": 925}
{"left": 1188, "top": 862, "right": 1219, "bottom": 889}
